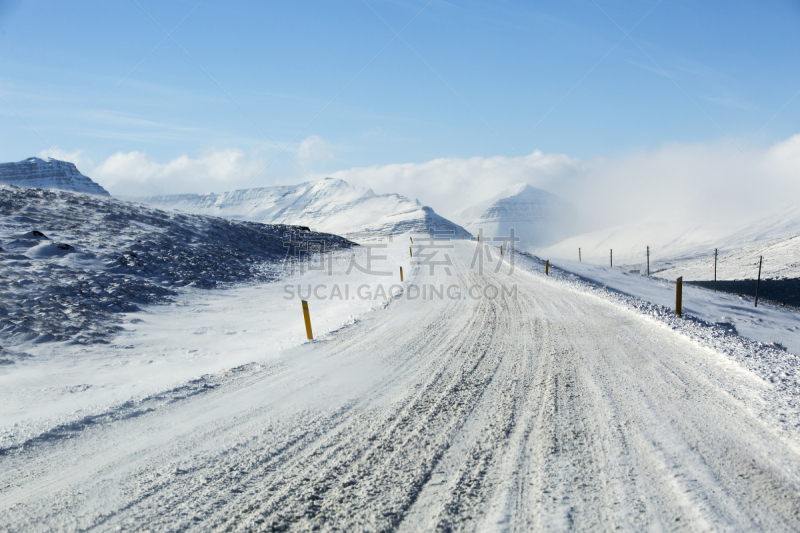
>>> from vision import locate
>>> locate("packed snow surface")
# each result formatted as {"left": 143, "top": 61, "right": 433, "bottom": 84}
{"left": 452, "top": 183, "right": 583, "bottom": 249}
{"left": 134, "top": 178, "right": 471, "bottom": 242}
{"left": 0, "top": 158, "right": 109, "bottom": 196}
{"left": 3, "top": 233, "right": 800, "bottom": 530}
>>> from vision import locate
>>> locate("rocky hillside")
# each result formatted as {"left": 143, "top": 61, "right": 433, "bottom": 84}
{"left": 0, "top": 185, "right": 354, "bottom": 344}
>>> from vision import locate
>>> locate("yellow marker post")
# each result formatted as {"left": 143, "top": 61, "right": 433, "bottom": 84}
{"left": 399, "top": 266, "right": 404, "bottom": 282}
{"left": 301, "top": 300, "right": 313, "bottom": 340}
{"left": 410, "top": 237, "right": 413, "bottom": 244}
{"left": 675, "top": 277, "right": 683, "bottom": 317}
{"left": 410, "top": 247, "right": 413, "bottom": 257}
{"left": 546, "top": 260, "right": 549, "bottom": 275}
{"left": 500, "top": 245, "right": 503, "bottom": 255}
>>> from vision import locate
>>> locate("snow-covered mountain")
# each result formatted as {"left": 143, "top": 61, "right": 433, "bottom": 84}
{"left": 0, "top": 157, "right": 109, "bottom": 196}
{"left": 451, "top": 184, "right": 583, "bottom": 249}
{"left": 135, "top": 178, "right": 470, "bottom": 241}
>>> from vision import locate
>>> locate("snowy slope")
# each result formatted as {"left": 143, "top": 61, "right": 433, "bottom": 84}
{"left": 135, "top": 178, "right": 471, "bottom": 242}
{"left": 539, "top": 201, "right": 800, "bottom": 275}
{"left": 653, "top": 230, "right": 800, "bottom": 281}
{"left": 451, "top": 184, "right": 583, "bottom": 248}
{"left": 0, "top": 184, "right": 353, "bottom": 345}
{"left": 0, "top": 157, "right": 109, "bottom": 196}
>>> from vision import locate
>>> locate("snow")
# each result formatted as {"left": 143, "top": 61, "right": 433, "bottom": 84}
{"left": 24, "top": 241, "right": 76, "bottom": 259}
{"left": 2, "top": 238, "right": 800, "bottom": 529}
{"left": 0, "top": 184, "right": 354, "bottom": 345}
{"left": 538, "top": 200, "right": 800, "bottom": 279}
{"left": 654, "top": 231, "right": 800, "bottom": 281}
{"left": 537, "top": 255, "right": 800, "bottom": 356}
{"left": 0, "top": 157, "right": 109, "bottom": 196}
{"left": 3, "top": 185, "right": 800, "bottom": 529}
{"left": 0, "top": 246, "right": 404, "bottom": 443}
{"left": 132, "top": 177, "right": 471, "bottom": 242}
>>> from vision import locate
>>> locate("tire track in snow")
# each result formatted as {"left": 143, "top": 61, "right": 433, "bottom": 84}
{"left": 60, "top": 267, "right": 497, "bottom": 531}
{"left": 223, "top": 282, "right": 504, "bottom": 530}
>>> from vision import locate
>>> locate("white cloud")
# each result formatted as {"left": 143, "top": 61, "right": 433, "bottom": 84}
{"left": 38, "top": 148, "right": 94, "bottom": 175}
{"left": 40, "top": 148, "right": 269, "bottom": 197}
{"left": 320, "top": 135, "right": 800, "bottom": 232}
{"left": 323, "top": 150, "right": 584, "bottom": 219}
{"left": 571, "top": 138, "right": 800, "bottom": 229}
{"left": 98, "top": 149, "right": 269, "bottom": 196}
{"left": 296, "top": 135, "right": 335, "bottom": 164}
{"left": 41, "top": 133, "right": 800, "bottom": 235}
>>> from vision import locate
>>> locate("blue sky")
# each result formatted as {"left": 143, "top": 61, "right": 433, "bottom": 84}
{"left": 1, "top": 0, "right": 799, "bottom": 199}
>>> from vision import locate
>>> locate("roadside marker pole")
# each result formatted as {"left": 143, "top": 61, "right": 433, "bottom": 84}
{"left": 646, "top": 246, "right": 650, "bottom": 276}
{"left": 301, "top": 300, "right": 313, "bottom": 340}
{"left": 610, "top": 249, "right": 613, "bottom": 268}
{"left": 410, "top": 237, "right": 413, "bottom": 244}
{"left": 714, "top": 248, "right": 717, "bottom": 293}
{"left": 399, "top": 266, "right": 404, "bottom": 282}
{"left": 755, "top": 256, "right": 762, "bottom": 307}
{"left": 410, "top": 247, "right": 413, "bottom": 258}
{"left": 675, "top": 277, "right": 683, "bottom": 317}
{"left": 579, "top": 247, "right": 581, "bottom": 262}
{"left": 500, "top": 245, "right": 503, "bottom": 255}
{"left": 546, "top": 260, "right": 549, "bottom": 276}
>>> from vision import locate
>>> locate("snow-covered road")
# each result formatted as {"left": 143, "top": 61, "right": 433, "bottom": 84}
{"left": 2, "top": 241, "right": 800, "bottom": 531}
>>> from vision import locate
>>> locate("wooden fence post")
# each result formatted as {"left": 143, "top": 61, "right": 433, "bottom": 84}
{"left": 400, "top": 266, "right": 404, "bottom": 282}
{"left": 676, "top": 277, "right": 683, "bottom": 317}
{"left": 714, "top": 248, "right": 717, "bottom": 293}
{"left": 301, "top": 300, "right": 313, "bottom": 340}
{"left": 755, "top": 256, "right": 762, "bottom": 307}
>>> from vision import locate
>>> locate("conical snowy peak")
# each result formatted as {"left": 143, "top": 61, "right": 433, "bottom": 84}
{"left": 501, "top": 183, "right": 531, "bottom": 197}
{"left": 452, "top": 183, "right": 582, "bottom": 249}
{"left": 0, "top": 157, "right": 109, "bottom": 196}
{"left": 136, "top": 178, "right": 469, "bottom": 242}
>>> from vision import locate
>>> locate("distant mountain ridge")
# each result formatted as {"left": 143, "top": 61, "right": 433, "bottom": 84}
{"left": 0, "top": 157, "right": 109, "bottom": 196}
{"left": 451, "top": 184, "right": 583, "bottom": 249}
{"left": 134, "top": 178, "right": 471, "bottom": 241}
